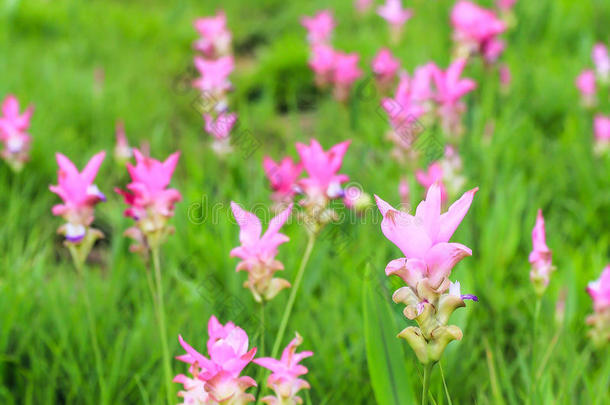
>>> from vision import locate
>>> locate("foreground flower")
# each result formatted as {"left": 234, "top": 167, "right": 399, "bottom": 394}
{"left": 50, "top": 152, "right": 106, "bottom": 267}
{"left": 194, "top": 12, "right": 232, "bottom": 58}
{"left": 375, "top": 184, "right": 478, "bottom": 365}
{"left": 377, "top": 0, "right": 413, "bottom": 42}
{"left": 116, "top": 149, "right": 181, "bottom": 253}
{"left": 254, "top": 333, "right": 313, "bottom": 405}
{"left": 451, "top": 1, "right": 506, "bottom": 62}
{"left": 528, "top": 210, "right": 553, "bottom": 296}
{"left": 230, "top": 202, "right": 293, "bottom": 302}
{"left": 575, "top": 69, "right": 596, "bottom": 107}
{"left": 594, "top": 115, "right": 610, "bottom": 155}
{"left": 301, "top": 10, "right": 334, "bottom": 45}
{"left": 263, "top": 156, "right": 303, "bottom": 205}
{"left": 175, "top": 316, "right": 257, "bottom": 404}
{"left": 586, "top": 266, "right": 610, "bottom": 346}
{"left": 0, "top": 95, "right": 34, "bottom": 171}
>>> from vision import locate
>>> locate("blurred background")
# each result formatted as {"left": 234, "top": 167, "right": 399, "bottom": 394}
{"left": 1, "top": 0, "right": 609, "bottom": 403}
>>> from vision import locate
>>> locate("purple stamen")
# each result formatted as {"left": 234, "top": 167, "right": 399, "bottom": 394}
{"left": 461, "top": 294, "right": 478, "bottom": 302}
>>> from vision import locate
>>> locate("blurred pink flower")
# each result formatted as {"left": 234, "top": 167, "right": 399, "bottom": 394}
{"left": 592, "top": 43, "right": 610, "bottom": 82}
{"left": 496, "top": 0, "right": 517, "bottom": 12}
{"left": 375, "top": 184, "right": 478, "bottom": 290}
{"left": 175, "top": 316, "right": 257, "bottom": 404}
{"left": 594, "top": 115, "right": 610, "bottom": 155}
{"left": 254, "top": 333, "right": 313, "bottom": 405}
{"left": 451, "top": 1, "right": 505, "bottom": 44}
{"left": 332, "top": 51, "right": 362, "bottom": 101}
{"left": 50, "top": 151, "right": 106, "bottom": 242}
{"left": 301, "top": 10, "right": 335, "bottom": 45}
{"left": 587, "top": 266, "right": 610, "bottom": 313}
{"left": 431, "top": 59, "right": 476, "bottom": 135}
{"left": 355, "top": 0, "right": 374, "bottom": 14}
{"left": 399, "top": 178, "right": 410, "bottom": 206}
{"left": 263, "top": 156, "right": 303, "bottom": 203}
{"left": 203, "top": 112, "right": 237, "bottom": 141}
{"left": 499, "top": 64, "right": 511, "bottom": 89}
{"left": 377, "top": 0, "right": 413, "bottom": 27}
{"left": 575, "top": 69, "right": 596, "bottom": 106}
{"left": 529, "top": 210, "right": 553, "bottom": 294}
{"left": 114, "top": 121, "right": 133, "bottom": 163}
{"left": 381, "top": 74, "right": 427, "bottom": 133}
{"left": 416, "top": 163, "right": 447, "bottom": 204}
{"left": 193, "top": 56, "right": 234, "bottom": 96}
{"left": 309, "top": 44, "right": 336, "bottom": 86}
{"left": 372, "top": 48, "right": 401, "bottom": 83}
{"left": 296, "top": 139, "right": 350, "bottom": 201}
{"left": 482, "top": 37, "right": 505, "bottom": 63}
{"left": 0, "top": 95, "right": 34, "bottom": 171}
{"left": 230, "top": 202, "right": 293, "bottom": 301}
{"left": 193, "top": 12, "right": 232, "bottom": 57}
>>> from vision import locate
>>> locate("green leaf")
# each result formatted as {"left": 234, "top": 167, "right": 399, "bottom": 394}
{"left": 363, "top": 266, "right": 416, "bottom": 405}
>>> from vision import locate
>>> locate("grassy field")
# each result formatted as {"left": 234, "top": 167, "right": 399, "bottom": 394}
{"left": 1, "top": 0, "right": 609, "bottom": 404}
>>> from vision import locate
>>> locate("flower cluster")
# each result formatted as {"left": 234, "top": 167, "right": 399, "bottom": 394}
{"left": 193, "top": 11, "right": 238, "bottom": 154}
{"left": 254, "top": 333, "right": 313, "bottom": 405}
{"left": 302, "top": 10, "right": 363, "bottom": 102}
{"left": 230, "top": 202, "right": 293, "bottom": 302}
{"left": 528, "top": 210, "right": 554, "bottom": 296}
{"left": 175, "top": 316, "right": 258, "bottom": 404}
{"left": 376, "top": 184, "right": 478, "bottom": 364}
{"left": 49, "top": 152, "right": 106, "bottom": 267}
{"left": 116, "top": 149, "right": 182, "bottom": 253}
{"left": 0, "top": 95, "right": 34, "bottom": 171}
{"left": 377, "top": 0, "right": 412, "bottom": 43}
{"left": 586, "top": 266, "right": 610, "bottom": 346}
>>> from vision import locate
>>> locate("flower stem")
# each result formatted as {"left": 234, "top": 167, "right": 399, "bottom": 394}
{"left": 422, "top": 363, "right": 433, "bottom": 405}
{"left": 74, "top": 260, "right": 108, "bottom": 404}
{"left": 270, "top": 233, "right": 316, "bottom": 360}
{"left": 260, "top": 302, "right": 266, "bottom": 357}
{"left": 439, "top": 362, "right": 453, "bottom": 405}
{"left": 530, "top": 298, "right": 542, "bottom": 401}
{"left": 151, "top": 247, "right": 174, "bottom": 405}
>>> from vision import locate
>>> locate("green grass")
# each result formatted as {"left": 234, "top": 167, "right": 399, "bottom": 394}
{"left": 1, "top": 0, "right": 609, "bottom": 403}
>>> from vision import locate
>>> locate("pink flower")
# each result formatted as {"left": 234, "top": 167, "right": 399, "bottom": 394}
{"left": 381, "top": 74, "right": 427, "bottom": 133}
{"left": 482, "top": 37, "right": 506, "bottom": 63}
{"left": 372, "top": 48, "right": 401, "bottom": 82}
{"left": 355, "top": 0, "right": 374, "bottom": 14}
{"left": 499, "top": 64, "right": 511, "bottom": 89}
{"left": 49, "top": 151, "right": 106, "bottom": 242}
{"left": 309, "top": 44, "right": 336, "bottom": 86}
{"left": 193, "top": 56, "right": 234, "bottom": 97}
{"left": 193, "top": 12, "right": 232, "bottom": 57}
{"left": 399, "top": 178, "right": 410, "bottom": 206}
{"left": 203, "top": 112, "right": 237, "bottom": 141}
{"left": 431, "top": 59, "right": 476, "bottom": 134}
{"left": 263, "top": 156, "right": 303, "bottom": 203}
{"left": 254, "top": 333, "right": 313, "bottom": 404}
{"left": 0, "top": 95, "right": 34, "bottom": 171}
{"left": 301, "top": 10, "right": 335, "bottom": 45}
{"left": 528, "top": 210, "right": 553, "bottom": 294}
{"left": 587, "top": 266, "right": 610, "bottom": 313}
{"left": 575, "top": 69, "right": 596, "bottom": 104}
{"left": 451, "top": 1, "right": 505, "bottom": 44}
{"left": 375, "top": 184, "right": 478, "bottom": 290}
{"left": 332, "top": 51, "right": 362, "bottom": 101}
{"left": 114, "top": 121, "right": 133, "bottom": 163}
{"left": 377, "top": 0, "right": 413, "bottom": 27}
{"left": 416, "top": 162, "right": 447, "bottom": 204}
{"left": 175, "top": 316, "right": 257, "bottom": 404}
{"left": 230, "top": 202, "right": 293, "bottom": 301}
{"left": 496, "top": 0, "right": 517, "bottom": 12}
{"left": 592, "top": 43, "right": 610, "bottom": 81}
{"left": 116, "top": 149, "right": 181, "bottom": 251}
{"left": 296, "top": 139, "right": 350, "bottom": 201}
{"left": 594, "top": 115, "right": 610, "bottom": 141}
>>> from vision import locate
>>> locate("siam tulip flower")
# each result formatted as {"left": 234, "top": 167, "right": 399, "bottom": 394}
{"left": 377, "top": 0, "right": 413, "bottom": 43}
{"left": 496, "top": 0, "right": 517, "bottom": 12}
{"left": 499, "top": 64, "right": 511, "bottom": 92}
{"left": 592, "top": 43, "right": 610, "bottom": 84}
{"left": 254, "top": 333, "right": 313, "bottom": 405}
{"left": 332, "top": 51, "right": 363, "bottom": 102}
{"left": 309, "top": 44, "right": 337, "bottom": 87}
{"left": 194, "top": 12, "right": 232, "bottom": 58}
{"left": 203, "top": 112, "right": 238, "bottom": 155}
{"left": 296, "top": 139, "right": 351, "bottom": 231}
{"left": 0, "top": 95, "right": 34, "bottom": 171}
{"left": 528, "top": 209, "right": 553, "bottom": 296}
{"left": 49, "top": 152, "right": 106, "bottom": 267}
{"left": 230, "top": 202, "right": 293, "bottom": 302}
{"left": 594, "top": 115, "right": 610, "bottom": 155}
{"left": 575, "top": 69, "right": 596, "bottom": 107}
{"left": 175, "top": 316, "right": 257, "bottom": 404}
{"left": 355, "top": 0, "right": 374, "bottom": 15}
{"left": 451, "top": 1, "right": 506, "bottom": 62}
{"left": 430, "top": 59, "right": 477, "bottom": 136}
{"left": 586, "top": 265, "right": 610, "bottom": 346}
{"left": 263, "top": 156, "right": 303, "bottom": 205}
{"left": 343, "top": 185, "right": 372, "bottom": 214}
{"left": 301, "top": 10, "right": 335, "bottom": 45}
{"left": 116, "top": 149, "right": 181, "bottom": 253}
{"left": 416, "top": 162, "right": 448, "bottom": 204}
{"left": 398, "top": 178, "right": 410, "bottom": 208}
{"left": 114, "top": 121, "right": 133, "bottom": 164}
{"left": 372, "top": 48, "right": 401, "bottom": 88}
{"left": 375, "top": 184, "right": 478, "bottom": 365}
{"left": 193, "top": 56, "right": 234, "bottom": 110}
{"left": 482, "top": 37, "right": 506, "bottom": 64}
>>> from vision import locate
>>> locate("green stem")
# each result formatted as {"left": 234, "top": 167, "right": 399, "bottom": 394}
{"left": 422, "top": 363, "right": 433, "bottom": 405}
{"left": 151, "top": 247, "right": 174, "bottom": 405}
{"left": 439, "top": 362, "right": 453, "bottom": 405}
{"left": 74, "top": 261, "right": 108, "bottom": 404}
{"left": 260, "top": 302, "right": 266, "bottom": 357}
{"left": 530, "top": 298, "right": 542, "bottom": 402}
{"left": 270, "top": 233, "right": 316, "bottom": 359}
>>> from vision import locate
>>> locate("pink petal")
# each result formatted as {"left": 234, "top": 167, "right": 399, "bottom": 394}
{"left": 425, "top": 242, "right": 472, "bottom": 287}
{"left": 437, "top": 187, "right": 478, "bottom": 243}
{"left": 230, "top": 202, "right": 262, "bottom": 245}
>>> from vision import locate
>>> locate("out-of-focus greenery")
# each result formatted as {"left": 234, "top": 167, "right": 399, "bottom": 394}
{"left": 1, "top": 0, "right": 609, "bottom": 403}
